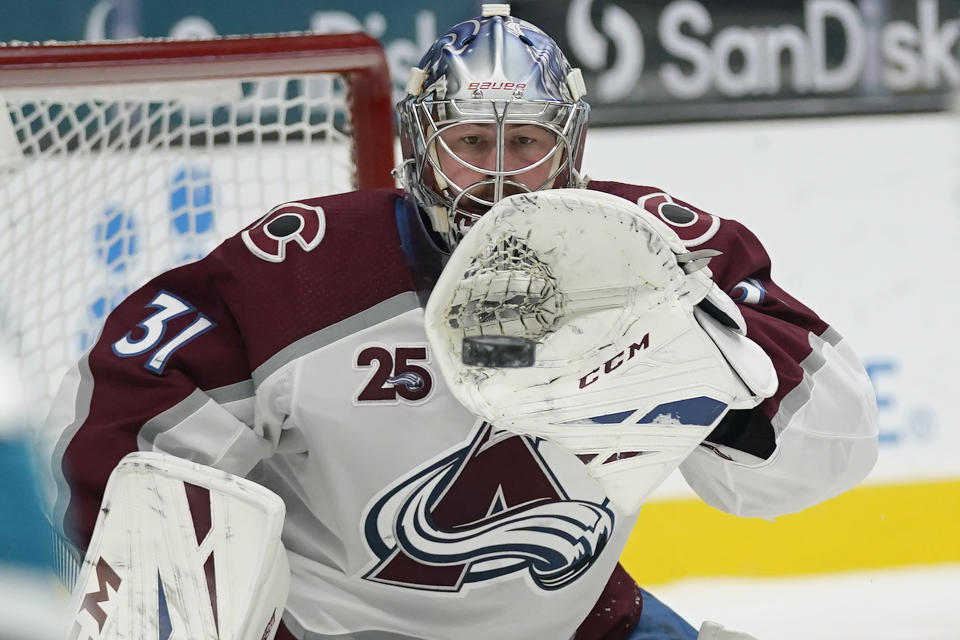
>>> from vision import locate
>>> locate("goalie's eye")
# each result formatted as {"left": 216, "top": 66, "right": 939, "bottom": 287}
{"left": 510, "top": 128, "right": 547, "bottom": 146}
{"left": 439, "top": 124, "right": 496, "bottom": 158}
{"left": 505, "top": 125, "right": 557, "bottom": 166}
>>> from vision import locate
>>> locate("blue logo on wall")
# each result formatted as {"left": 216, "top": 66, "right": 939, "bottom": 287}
{"left": 93, "top": 204, "right": 139, "bottom": 274}
{"left": 169, "top": 165, "right": 215, "bottom": 265}
{"left": 78, "top": 164, "right": 217, "bottom": 353}
{"left": 79, "top": 205, "right": 140, "bottom": 350}
{"left": 865, "top": 358, "right": 938, "bottom": 445}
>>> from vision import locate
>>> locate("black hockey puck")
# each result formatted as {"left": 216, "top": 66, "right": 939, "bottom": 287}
{"left": 462, "top": 335, "right": 536, "bottom": 368}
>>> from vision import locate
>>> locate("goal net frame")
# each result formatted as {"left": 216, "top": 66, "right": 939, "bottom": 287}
{"left": 0, "top": 33, "right": 396, "bottom": 430}
{"left": 0, "top": 32, "right": 395, "bottom": 188}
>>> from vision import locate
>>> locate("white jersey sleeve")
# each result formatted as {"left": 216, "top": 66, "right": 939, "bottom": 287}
{"left": 589, "top": 181, "right": 879, "bottom": 519}
{"left": 679, "top": 329, "right": 878, "bottom": 518}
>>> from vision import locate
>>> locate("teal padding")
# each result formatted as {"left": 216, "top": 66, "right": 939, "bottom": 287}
{"left": 0, "top": 434, "right": 55, "bottom": 571}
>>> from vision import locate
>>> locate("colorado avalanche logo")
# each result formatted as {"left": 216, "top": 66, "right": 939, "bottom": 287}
{"left": 362, "top": 423, "right": 614, "bottom": 593}
{"left": 637, "top": 192, "right": 720, "bottom": 247}
{"left": 386, "top": 372, "right": 425, "bottom": 392}
{"left": 241, "top": 202, "right": 325, "bottom": 263}
{"left": 730, "top": 277, "right": 767, "bottom": 305}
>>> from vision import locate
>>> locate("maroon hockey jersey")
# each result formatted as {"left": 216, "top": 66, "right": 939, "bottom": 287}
{"left": 40, "top": 183, "right": 877, "bottom": 639}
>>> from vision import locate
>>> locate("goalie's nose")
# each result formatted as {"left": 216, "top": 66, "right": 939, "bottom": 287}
{"left": 474, "top": 144, "right": 509, "bottom": 174}
{"left": 468, "top": 143, "right": 536, "bottom": 175}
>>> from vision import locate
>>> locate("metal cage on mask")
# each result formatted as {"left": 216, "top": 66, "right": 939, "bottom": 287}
{"left": 402, "top": 96, "right": 588, "bottom": 247}
{"left": 395, "top": 5, "right": 590, "bottom": 250}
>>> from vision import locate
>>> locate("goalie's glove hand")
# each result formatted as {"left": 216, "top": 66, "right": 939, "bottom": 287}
{"left": 424, "top": 189, "right": 777, "bottom": 513}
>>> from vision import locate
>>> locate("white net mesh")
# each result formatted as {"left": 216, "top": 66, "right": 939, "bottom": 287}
{"left": 446, "top": 234, "right": 562, "bottom": 340}
{"left": 0, "top": 72, "right": 358, "bottom": 426}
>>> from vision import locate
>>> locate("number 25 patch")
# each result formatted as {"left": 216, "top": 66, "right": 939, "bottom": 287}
{"left": 112, "top": 291, "right": 215, "bottom": 374}
{"left": 353, "top": 344, "right": 434, "bottom": 405}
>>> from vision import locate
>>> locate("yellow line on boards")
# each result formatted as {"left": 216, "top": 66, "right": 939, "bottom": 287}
{"left": 620, "top": 479, "right": 960, "bottom": 585}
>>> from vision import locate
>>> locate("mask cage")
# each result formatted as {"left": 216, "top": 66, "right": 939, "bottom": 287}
{"left": 400, "top": 96, "right": 589, "bottom": 247}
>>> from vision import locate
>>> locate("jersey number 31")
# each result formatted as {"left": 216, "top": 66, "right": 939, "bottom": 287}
{"left": 112, "top": 291, "right": 215, "bottom": 374}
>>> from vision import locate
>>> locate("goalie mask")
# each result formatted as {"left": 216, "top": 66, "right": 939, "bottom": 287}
{"left": 397, "top": 4, "right": 590, "bottom": 249}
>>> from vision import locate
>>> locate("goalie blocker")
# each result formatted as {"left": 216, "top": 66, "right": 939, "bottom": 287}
{"left": 67, "top": 452, "right": 289, "bottom": 640}
{"left": 425, "top": 189, "right": 778, "bottom": 514}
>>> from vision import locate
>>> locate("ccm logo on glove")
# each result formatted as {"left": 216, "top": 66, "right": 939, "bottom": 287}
{"left": 579, "top": 334, "right": 650, "bottom": 389}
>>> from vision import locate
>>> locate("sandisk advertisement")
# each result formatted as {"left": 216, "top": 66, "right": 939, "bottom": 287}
{"left": 512, "top": 0, "right": 960, "bottom": 123}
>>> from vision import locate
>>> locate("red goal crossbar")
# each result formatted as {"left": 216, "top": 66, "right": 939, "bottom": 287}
{"left": 0, "top": 32, "right": 396, "bottom": 189}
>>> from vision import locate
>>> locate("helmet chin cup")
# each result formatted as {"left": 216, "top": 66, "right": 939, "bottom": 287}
{"left": 448, "top": 177, "right": 539, "bottom": 238}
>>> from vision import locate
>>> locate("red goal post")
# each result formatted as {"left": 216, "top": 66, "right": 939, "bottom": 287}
{"left": 0, "top": 33, "right": 396, "bottom": 428}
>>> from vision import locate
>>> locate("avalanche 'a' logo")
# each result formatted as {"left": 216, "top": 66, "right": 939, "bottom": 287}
{"left": 362, "top": 422, "right": 614, "bottom": 593}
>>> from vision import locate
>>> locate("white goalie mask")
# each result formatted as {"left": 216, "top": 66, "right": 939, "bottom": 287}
{"left": 397, "top": 5, "right": 590, "bottom": 249}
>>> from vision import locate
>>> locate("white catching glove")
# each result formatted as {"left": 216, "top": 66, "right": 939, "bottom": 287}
{"left": 424, "top": 189, "right": 777, "bottom": 513}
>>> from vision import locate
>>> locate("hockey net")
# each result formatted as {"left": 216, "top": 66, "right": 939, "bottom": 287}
{"left": 0, "top": 33, "right": 395, "bottom": 427}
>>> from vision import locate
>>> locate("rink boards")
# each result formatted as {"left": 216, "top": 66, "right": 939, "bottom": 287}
{"left": 584, "top": 113, "right": 960, "bottom": 582}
